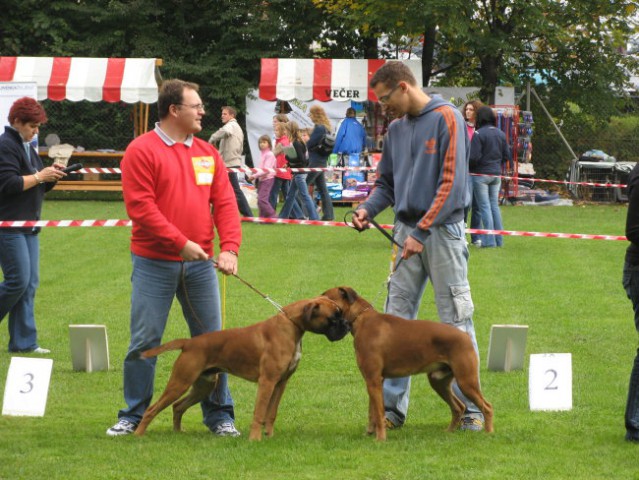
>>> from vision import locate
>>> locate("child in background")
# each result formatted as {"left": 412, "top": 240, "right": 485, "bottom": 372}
{"left": 250, "top": 135, "right": 277, "bottom": 218}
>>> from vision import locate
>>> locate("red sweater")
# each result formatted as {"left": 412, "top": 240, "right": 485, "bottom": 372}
{"left": 274, "top": 135, "right": 292, "bottom": 180}
{"left": 121, "top": 131, "right": 241, "bottom": 261}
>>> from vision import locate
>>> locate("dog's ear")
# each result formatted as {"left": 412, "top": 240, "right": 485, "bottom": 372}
{"left": 303, "top": 302, "right": 319, "bottom": 323}
{"left": 339, "top": 286, "right": 358, "bottom": 305}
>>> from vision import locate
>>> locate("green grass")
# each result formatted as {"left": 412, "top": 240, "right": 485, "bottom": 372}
{"left": 0, "top": 201, "right": 637, "bottom": 479}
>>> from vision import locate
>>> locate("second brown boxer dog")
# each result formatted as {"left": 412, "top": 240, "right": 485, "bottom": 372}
{"left": 134, "top": 296, "right": 348, "bottom": 440}
{"left": 322, "top": 286, "right": 493, "bottom": 441}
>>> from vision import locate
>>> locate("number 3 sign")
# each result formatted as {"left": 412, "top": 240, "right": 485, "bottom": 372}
{"left": 529, "top": 353, "right": 572, "bottom": 411}
{"left": 2, "top": 357, "right": 53, "bottom": 417}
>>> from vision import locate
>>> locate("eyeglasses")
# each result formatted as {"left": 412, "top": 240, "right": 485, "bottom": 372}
{"left": 177, "top": 103, "right": 205, "bottom": 112}
{"left": 377, "top": 85, "right": 401, "bottom": 104}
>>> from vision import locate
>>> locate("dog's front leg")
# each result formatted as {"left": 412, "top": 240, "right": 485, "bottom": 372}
{"left": 263, "top": 374, "right": 293, "bottom": 438}
{"left": 250, "top": 377, "right": 278, "bottom": 441}
{"left": 364, "top": 376, "right": 386, "bottom": 441}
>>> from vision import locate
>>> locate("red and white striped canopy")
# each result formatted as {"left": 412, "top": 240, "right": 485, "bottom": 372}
{"left": 259, "top": 58, "right": 422, "bottom": 102}
{"left": 0, "top": 57, "right": 159, "bottom": 103}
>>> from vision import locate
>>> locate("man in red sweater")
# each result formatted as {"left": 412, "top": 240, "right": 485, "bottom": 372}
{"left": 107, "top": 79, "right": 242, "bottom": 437}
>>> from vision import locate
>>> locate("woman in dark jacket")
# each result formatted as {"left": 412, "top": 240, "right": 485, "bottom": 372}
{"left": 469, "top": 106, "right": 512, "bottom": 248}
{"left": 0, "top": 97, "right": 66, "bottom": 353}
{"left": 305, "top": 105, "right": 334, "bottom": 221}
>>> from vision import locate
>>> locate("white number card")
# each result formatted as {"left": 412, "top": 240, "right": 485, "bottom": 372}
{"left": 2, "top": 357, "right": 53, "bottom": 417}
{"left": 529, "top": 353, "right": 572, "bottom": 411}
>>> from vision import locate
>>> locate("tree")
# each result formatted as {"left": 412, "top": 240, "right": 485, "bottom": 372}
{"left": 312, "top": 0, "right": 638, "bottom": 113}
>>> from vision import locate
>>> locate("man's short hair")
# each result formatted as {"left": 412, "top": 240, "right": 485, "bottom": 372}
{"left": 222, "top": 106, "right": 237, "bottom": 117}
{"left": 158, "top": 79, "right": 199, "bottom": 119}
{"left": 370, "top": 62, "right": 417, "bottom": 89}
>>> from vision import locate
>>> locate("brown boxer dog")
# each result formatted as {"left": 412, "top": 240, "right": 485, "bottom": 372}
{"left": 134, "top": 296, "right": 348, "bottom": 440}
{"left": 322, "top": 286, "right": 493, "bottom": 441}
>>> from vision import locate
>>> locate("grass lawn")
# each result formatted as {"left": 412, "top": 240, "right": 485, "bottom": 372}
{"left": 0, "top": 201, "right": 636, "bottom": 480}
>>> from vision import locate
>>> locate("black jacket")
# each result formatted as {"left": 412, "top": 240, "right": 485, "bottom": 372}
{"left": 0, "top": 126, "right": 53, "bottom": 233}
{"left": 626, "top": 163, "right": 639, "bottom": 265}
{"left": 469, "top": 125, "right": 512, "bottom": 175}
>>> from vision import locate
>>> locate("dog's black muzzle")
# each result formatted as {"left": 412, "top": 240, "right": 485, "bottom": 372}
{"left": 324, "top": 313, "right": 350, "bottom": 342}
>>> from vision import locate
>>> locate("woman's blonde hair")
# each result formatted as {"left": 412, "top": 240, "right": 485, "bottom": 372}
{"left": 286, "top": 121, "right": 303, "bottom": 142}
{"left": 309, "top": 105, "right": 332, "bottom": 132}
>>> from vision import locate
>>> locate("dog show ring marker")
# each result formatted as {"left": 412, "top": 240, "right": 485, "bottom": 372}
{"left": 2, "top": 357, "right": 53, "bottom": 417}
{"left": 528, "top": 353, "right": 572, "bottom": 411}
{"left": 487, "top": 324, "right": 528, "bottom": 371}
{"left": 68, "top": 325, "right": 110, "bottom": 372}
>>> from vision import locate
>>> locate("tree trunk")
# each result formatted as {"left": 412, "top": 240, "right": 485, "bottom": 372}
{"left": 421, "top": 23, "right": 437, "bottom": 87}
{"left": 479, "top": 54, "right": 500, "bottom": 104}
{"left": 362, "top": 35, "right": 378, "bottom": 59}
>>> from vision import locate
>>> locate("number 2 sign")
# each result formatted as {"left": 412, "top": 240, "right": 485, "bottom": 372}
{"left": 529, "top": 353, "right": 572, "bottom": 411}
{"left": 2, "top": 357, "right": 53, "bottom": 417}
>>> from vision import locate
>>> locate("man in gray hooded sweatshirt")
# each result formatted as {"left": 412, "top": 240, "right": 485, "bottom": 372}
{"left": 352, "top": 61, "right": 483, "bottom": 431}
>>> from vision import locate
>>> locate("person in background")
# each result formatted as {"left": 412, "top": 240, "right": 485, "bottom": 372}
{"left": 107, "top": 79, "right": 242, "bottom": 437}
{"left": 277, "top": 121, "right": 319, "bottom": 220}
{"left": 306, "top": 105, "right": 335, "bottom": 221}
{"left": 269, "top": 114, "right": 292, "bottom": 211}
{"left": 250, "top": 135, "right": 277, "bottom": 218}
{"left": 333, "top": 107, "right": 366, "bottom": 158}
{"left": 352, "top": 61, "right": 484, "bottom": 432}
{"left": 0, "top": 97, "right": 66, "bottom": 353}
{"left": 462, "top": 100, "right": 484, "bottom": 247}
{"left": 622, "top": 161, "right": 639, "bottom": 443}
{"left": 469, "top": 106, "right": 511, "bottom": 248}
{"left": 208, "top": 106, "right": 253, "bottom": 217}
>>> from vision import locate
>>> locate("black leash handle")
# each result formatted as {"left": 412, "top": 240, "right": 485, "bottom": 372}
{"left": 344, "top": 209, "right": 404, "bottom": 274}
{"left": 344, "top": 209, "right": 404, "bottom": 249}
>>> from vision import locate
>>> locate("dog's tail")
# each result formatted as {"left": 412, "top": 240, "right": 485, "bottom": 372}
{"left": 140, "top": 339, "right": 188, "bottom": 359}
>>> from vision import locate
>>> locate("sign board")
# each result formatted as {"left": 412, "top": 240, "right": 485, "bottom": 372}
{"left": 487, "top": 325, "right": 528, "bottom": 371}
{"left": 0, "top": 82, "right": 38, "bottom": 130}
{"left": 2, "top": 357, "right": 53, "bottom": 417}
{"left": 529, "top": 353, "right": 572, "bottom": 411}
{"left": 69, "top": 325, "right": 109, "bottom": 372}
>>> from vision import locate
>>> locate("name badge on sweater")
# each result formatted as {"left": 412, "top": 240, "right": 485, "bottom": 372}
{"left": 192, "top": 156, "right": 215, "bottom": 185}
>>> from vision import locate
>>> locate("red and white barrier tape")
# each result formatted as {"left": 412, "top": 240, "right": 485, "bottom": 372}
{"left": 0, "top": 217, "right": 627, "bottom": 241}
{"left": 66, "top": 167, "right": 628, "bottom": 189}
{"left": 471, "top": 172, "right": 627, "bottom": 189}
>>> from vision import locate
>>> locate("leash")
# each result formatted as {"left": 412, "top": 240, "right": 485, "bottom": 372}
{"left": 344, "top": 209, "right": 407, "bottom": 309}
{"left": 344, "top": 209, "right": 405, "bottom": 274}
{"left": 210, "top": 258, "right": 284, "bottom": 313}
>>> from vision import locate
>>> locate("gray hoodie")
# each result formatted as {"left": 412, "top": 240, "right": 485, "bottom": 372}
{"left": 360, "top": 97, "right": 470, "bottom": 244}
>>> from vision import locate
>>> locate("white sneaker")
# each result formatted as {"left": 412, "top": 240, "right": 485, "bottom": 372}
{"left": 106, "top": 419, "right": 138, "bottom": 436}
{"left": 32, "top": 347, "right": 50, "bottom": 354}
{"left": 211, "top": 422, "right": 241, "bottom": 437}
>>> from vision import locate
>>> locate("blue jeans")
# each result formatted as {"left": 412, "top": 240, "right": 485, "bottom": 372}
{"left": 306, "top": 171, "right": 334, "bottom": 221}
{"left": 472, "top": 175, "right": 503, "bottom": 247}
{"left": 0, "top": 232, "right": 41, "bottom": 352}
{"left": 623, "top": 261, "right": 639, "bottom": 441}
{"left": 382, "top": 221, "right": 482, "bottom": 426}
{"left": 269, "top": 178, "right": 299, "bottom": 216}
{"left": 118, "top": 254, "right": 235, "bottom": 429}
{"left": 279, "top": 174, "right": 319, "bottom": 220}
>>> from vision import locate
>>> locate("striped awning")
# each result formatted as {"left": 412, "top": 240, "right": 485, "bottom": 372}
{"left": 259, "top": 58, "right": 422, "bottom": 102}
{"left": 0, "top": 57, "right": 159, "bottom": 103}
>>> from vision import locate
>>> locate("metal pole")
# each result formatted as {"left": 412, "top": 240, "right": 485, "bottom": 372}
{"left": 531, "top": 87, "right": 578, "bottom": 161}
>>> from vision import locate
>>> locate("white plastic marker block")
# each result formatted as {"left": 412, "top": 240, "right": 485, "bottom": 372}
{"left": 529, "top": 353, "right": 572, "bottom": 411}
{"left": 2, "top": 357, "right": 53, "bottom": 416}
{"left": 69, "top": 325, "right": 109, "bottom": 372}
{"left": 487, "top": 325, "right": 529, "bottom": 372}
